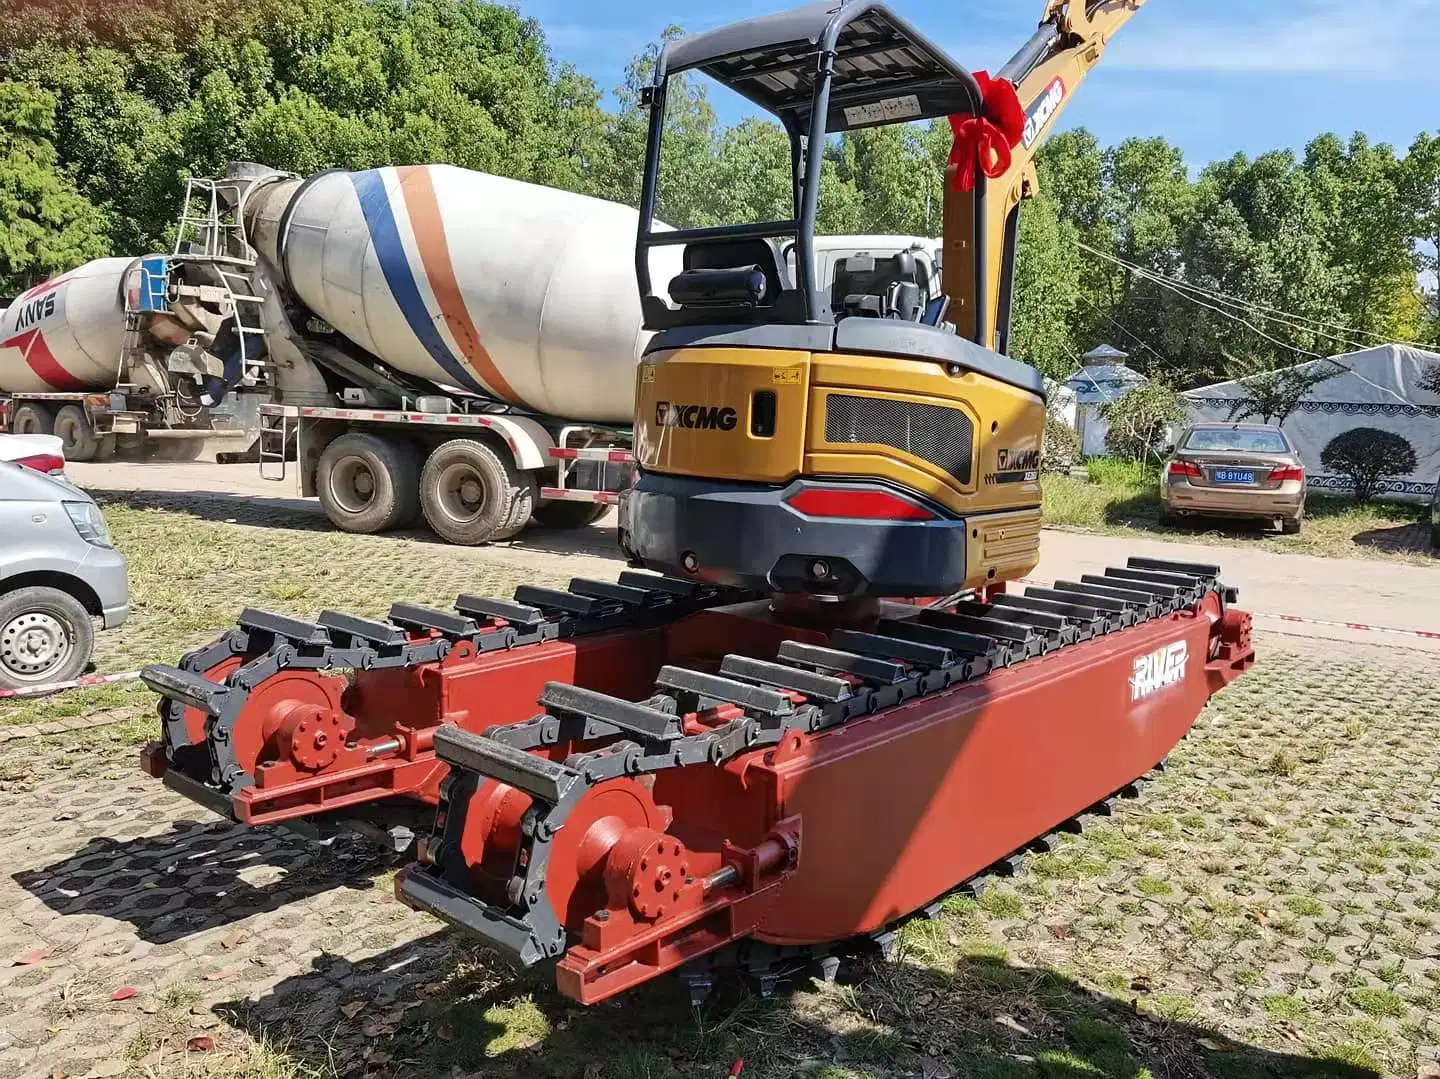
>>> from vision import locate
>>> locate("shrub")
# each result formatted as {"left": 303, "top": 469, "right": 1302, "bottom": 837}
{"left": 1042, "top": 407, "right": 1082, "bottom": 473}
{"left": 1320, "top": 428, "right": 1417, "bottom": 502}
{"left": 1100, "top": 382, "right": 1186, "bottom": 463}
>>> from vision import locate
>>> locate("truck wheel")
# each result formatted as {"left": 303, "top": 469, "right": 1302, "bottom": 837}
{"left": 533, "top": 501, "right": 609, "bottom": 530}
{"left": 53, "top": 405, "right": 100, "bottom": 462}
{"left": 10, "top": 403, "right": 54, "bottom": 437}
{"left": 493, "top": 474, "right": 539, "bottom": 541}
{"left": 317, "top": 432, "right": 421, "bottom": 534}
{"left": 0, "top": 586, "right": 94, "bottom": 690}
{"left": 420, "top": 439, "right": 530, "bottom": 545}
{"left": 147, "top": 439, "right": 206, "bottom": 462}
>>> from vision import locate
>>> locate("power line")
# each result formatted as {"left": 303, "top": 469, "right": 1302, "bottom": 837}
{"left": 1077, "top": 240, "right": 1436, "bottom": 354}
{"left": 1076, "top": 245, "right": 1419, "bottom": 407}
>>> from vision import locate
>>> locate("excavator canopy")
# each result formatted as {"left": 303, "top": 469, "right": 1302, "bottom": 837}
{"left": 654, "top": 0, "right": 983, "bottom": 133}
{"left": 637, "top": 0, "right": 991, "bottom": 330}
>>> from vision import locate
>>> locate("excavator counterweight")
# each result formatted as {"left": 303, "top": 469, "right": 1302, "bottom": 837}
{"left": 139, "top": 0, "right": 1255, "bottom": 1007}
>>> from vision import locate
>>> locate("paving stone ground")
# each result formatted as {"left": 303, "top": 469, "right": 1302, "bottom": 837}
{"left": 1, "top": 633, "right": 1437, "bottom": 1079}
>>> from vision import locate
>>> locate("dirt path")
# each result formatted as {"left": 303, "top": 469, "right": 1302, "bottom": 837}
{"left": 71, "top": 461, "right": 1440, "bottom": 654}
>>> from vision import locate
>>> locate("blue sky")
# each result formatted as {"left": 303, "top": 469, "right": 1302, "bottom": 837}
{"left": 523, "top": 0, "right": 1440, "bottom": 165}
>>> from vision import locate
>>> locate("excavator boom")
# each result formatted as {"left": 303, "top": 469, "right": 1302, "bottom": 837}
{"left": 944, "top": 0, "right": 1147, "bottom": 351}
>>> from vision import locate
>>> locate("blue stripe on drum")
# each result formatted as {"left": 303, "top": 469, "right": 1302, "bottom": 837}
{"left": 349, "top": 169, "right": 487, "bottom": 395}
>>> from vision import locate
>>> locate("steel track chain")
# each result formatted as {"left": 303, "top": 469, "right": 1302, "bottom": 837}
{"left": 143, "top": 573, "right": 760, "bottom": 796}
{"left": 405, "top": 557, "right": 1234, "bottom": 969}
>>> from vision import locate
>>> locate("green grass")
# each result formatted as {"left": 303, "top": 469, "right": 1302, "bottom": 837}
{"left": 1041, "top": 463, "right": 1435, "bottom": 565}
{"left": 4, "top": 501, "right": 1438, "bottom": 1079}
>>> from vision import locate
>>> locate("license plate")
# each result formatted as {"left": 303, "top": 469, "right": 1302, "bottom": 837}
{"left": 1214, "top": 469, "right": 1256, "bottom": 485}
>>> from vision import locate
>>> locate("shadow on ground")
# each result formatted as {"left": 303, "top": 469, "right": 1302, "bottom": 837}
{"left": 87, "top": 488, "right": 627, "bottom": 562}
{"left": 11, "top": 817, "right": 398, "bottom": 944}
{"left": 213, "top": 933, "right": 1381, "bottom": 1079}
{"left": 1352, "top": 521, "right": 1438, "bottom": 557}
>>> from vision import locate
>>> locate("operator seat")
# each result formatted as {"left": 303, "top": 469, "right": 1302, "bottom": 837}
{"left": 830, "top": 251, "right": 926, "bottom": 322}
{"left": 669, "top": 238, "right": 785, "bottom": 310}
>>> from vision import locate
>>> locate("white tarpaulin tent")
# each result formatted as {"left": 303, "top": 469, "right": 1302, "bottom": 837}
{"left": 1063, "top": 352, "right": 1149, "bottom": 457}
{"left": 1184, "top": 344, "right": 1440, "bottom": 500}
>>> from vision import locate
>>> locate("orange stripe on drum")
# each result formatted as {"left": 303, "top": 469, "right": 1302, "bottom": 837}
{"left": 397, "top": 166, "right": 522, "bottom": 405}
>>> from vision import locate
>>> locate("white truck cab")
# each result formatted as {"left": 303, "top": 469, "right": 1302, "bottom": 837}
{"left": 783, "top": 234, "right": 944, "bottom": 306}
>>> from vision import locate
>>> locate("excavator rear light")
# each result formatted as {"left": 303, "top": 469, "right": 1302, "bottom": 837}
{"left": 784, "top": 488, "right": 937, "bottom": 522}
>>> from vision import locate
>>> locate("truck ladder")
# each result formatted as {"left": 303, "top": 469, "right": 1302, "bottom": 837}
{"left": 258, "top": 403, "right": 295, "bottom": 481}
{"left": 172, "top": 177, "right": 273, "bottom": 388}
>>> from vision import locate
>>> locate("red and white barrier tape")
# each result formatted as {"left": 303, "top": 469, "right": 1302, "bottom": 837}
{"left": 1010, "top": 578, "right": 1437, "bottom": 642}
{"left": 1255, "top": 614, "right": 1440, "bottom": 641}
{"left": 0, "top": 669, "right": 142, "bottom": 700}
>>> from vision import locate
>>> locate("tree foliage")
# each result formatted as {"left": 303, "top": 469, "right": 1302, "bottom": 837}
{"left": 0, "top": 81, "right": 110, "bottom": 297}
{"left": 1320, "top": 428, "right": 1419, "bottom": 502}
{"left": 1224, "top": 360, "right": 1343, "bottom": 425}
{"left": 0, "top": 1, "right": 1436, "bottom": 382}
{"left": 1100, "top": 381, "right": 1187, "bottom": 463}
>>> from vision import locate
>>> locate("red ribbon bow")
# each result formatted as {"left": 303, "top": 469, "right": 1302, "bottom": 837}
{"left": 946, "top": 71, "right": 1026, "bottom": 193}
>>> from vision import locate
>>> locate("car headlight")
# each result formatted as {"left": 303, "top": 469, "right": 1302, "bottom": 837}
{"left": 63, "top": 500, "right": 114, "bottom": 548}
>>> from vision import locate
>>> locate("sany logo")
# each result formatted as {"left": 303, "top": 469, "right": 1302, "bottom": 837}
{"left": 1130, "top": 641, "right": 1188, "bottom": 702}
{"left": 1022, "top": 77, "right": 1067, "bottom": 149}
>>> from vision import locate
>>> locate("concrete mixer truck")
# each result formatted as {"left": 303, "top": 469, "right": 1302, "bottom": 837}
{"left": 0, "top": 181, "right": 279, "bottom": 462}
{"left": 225, "top": 164, "right": 946, "bottom": 545}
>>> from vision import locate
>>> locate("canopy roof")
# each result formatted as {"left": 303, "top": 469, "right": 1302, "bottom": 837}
{"left": 657, "top": 0, "right": 982, "bottom": 134}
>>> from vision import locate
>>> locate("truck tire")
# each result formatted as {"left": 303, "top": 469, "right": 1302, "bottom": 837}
{"left": 318, "top": 432, "right": 421, "bottom": 534}
{"left": 420, "top": 438, "right": 532, "bottom": 545}
{"left": 147, "top": 439, "right": 206, "bottom": 462}
{"left": 53, "top": 405, "right": 100, "bottom": 462}
{"left": 10, "top": 402, "right": 54, "bottom": 437}
{"left": 0, "top": 586, "right": 94, "bottom": 690}
{"left": 533, "top": 501, "right": 609, "bottom": 530}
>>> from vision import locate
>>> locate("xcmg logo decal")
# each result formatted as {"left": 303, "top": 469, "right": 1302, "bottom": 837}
{"left": 655, "top": 402, "right": 738, "bottom": 431}
{"left": 1130, "top": 641, "right": 1189, "bottom": 702}
{"left": 1022, "top": 77, "right": 1067, "bottom": 149}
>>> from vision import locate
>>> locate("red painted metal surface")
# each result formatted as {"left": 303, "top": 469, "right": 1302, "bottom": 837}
{"left": 146, "top": 583, "right": 1252, "bottom": 1005}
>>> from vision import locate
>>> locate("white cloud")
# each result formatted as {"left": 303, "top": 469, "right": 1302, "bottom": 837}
{"left": 1108, "top": 0, "right": 1440, "bottom": 76}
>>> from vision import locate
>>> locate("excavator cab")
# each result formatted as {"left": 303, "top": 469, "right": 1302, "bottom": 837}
{"left": 621, "top": 0, "right": 1047, "bottom": 600}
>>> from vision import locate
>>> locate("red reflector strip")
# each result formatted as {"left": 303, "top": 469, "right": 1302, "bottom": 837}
{"left": 785, "top": 488, "right": 936, "bottom": 521}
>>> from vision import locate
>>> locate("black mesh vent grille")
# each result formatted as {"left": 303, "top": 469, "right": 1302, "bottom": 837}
{"left": 824, "top": 395, "right": 974, "bottom": 484}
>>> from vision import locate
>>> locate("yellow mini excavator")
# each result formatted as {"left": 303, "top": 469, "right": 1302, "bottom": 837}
{"left": 621, "top": 0, "right": 1149, "bottom": 604}
{"left": 142, "top": 0, "right": 1253, "bottom": 1006}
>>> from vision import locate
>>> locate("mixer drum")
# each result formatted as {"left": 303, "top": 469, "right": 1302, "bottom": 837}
{"left": 244, "top": 165, "right": 681, "bottom": 424}
{"left": 0, "top": 257, "right": 137, "bottom": 394}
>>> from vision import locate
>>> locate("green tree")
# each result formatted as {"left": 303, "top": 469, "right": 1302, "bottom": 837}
{"left": 1321, "top": 428, "right": 1418, "bottom": 502}
{"left": 1007, "top": 190, "right": 1081, "bottom": 381}
{"left": 1223, "top": 360, "right": 1342, "bottom": 425}
{"left": 1100, "top": 381, "right": 1187, "bottom": 463}
{"left": 0, "top": 81, "right": 109, "bottom": 296}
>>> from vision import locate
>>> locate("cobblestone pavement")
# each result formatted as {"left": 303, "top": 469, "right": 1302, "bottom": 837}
{"left": 1, "top": 636, "right": 1437, "bottom": 1079}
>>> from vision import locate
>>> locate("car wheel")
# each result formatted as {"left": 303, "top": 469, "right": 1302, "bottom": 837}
{"left": 0, "top": 587, "right": 95, "bottom": 690}
{"left": 317, "top": 432, "right": 421, "bottom": 534}
{"left": 1281, "top": 516, "right": 1302, "bottom": 535}
{"left": 532, "top": 501, "right": 610, "bottom": 530}
{"left": 1157, "top": 506, "right": 1179, "bottom": 527}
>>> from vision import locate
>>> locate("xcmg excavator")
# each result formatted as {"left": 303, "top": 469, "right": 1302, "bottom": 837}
{"left": 138, "top": 0, "right": 1255, "bottom": 1005}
